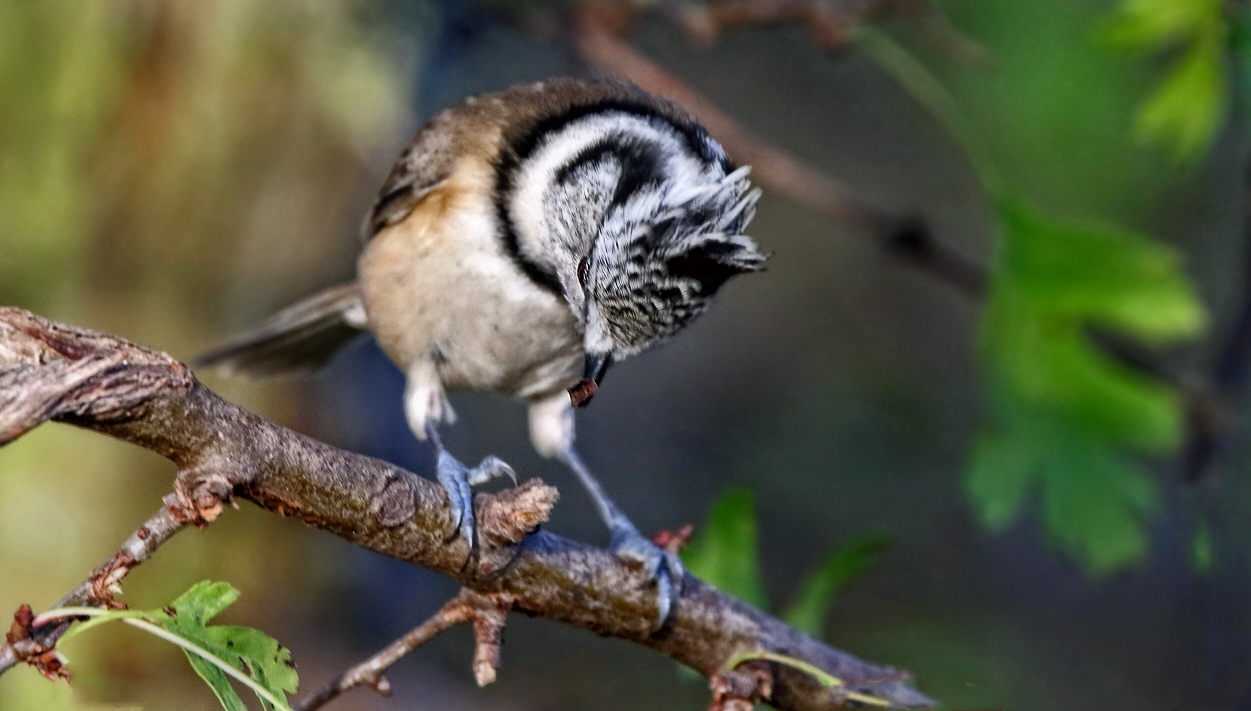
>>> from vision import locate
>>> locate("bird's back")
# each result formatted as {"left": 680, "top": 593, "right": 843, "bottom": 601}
{"left": 363, "top": 78, "right": 722, "bottom": 242}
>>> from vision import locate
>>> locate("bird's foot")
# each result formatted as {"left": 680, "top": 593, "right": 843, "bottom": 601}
{"left": 436, "top": 452, "right": 517, "bottom": 549}
{"left": 610, "top": 522, "right": 685, "bottom": 628}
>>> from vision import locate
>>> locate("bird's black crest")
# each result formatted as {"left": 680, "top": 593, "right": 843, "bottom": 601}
{"left": 666, "top": 239, "right": 764, "bottom": 297}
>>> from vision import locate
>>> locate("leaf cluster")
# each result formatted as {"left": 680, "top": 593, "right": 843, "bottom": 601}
{"left": 58, "top": 581, "right": 297, "bottom": 711}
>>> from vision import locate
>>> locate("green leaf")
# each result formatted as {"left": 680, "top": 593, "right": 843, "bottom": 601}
{"left": 44, "top": 583, "right": 297, "bottom": 711}
{"left": 1037, "top": 424, "right": 1159, "bottom": 573}
{"left": 1134, "top": 33, "right": 1227, "bottom": 163}
{"left": 168, "top": 580, "right": 241, "bottom": 623}
{"left": 1102, "top": 0, "right": 1228, "bottom": 163}
{"left": 155, "top": 581, "right": 298, "bottom": 711}
{"left": 971, "top": 197, "right": 1200, "bottom": 574}
{"left": 969, "top": 403, "right": 1160, "bottom": 574}
{"left": 995, "top": 197, "right": 1205, "bottom": 342}
{"left": 682, "top": 487, "right": 768, "bottom": 608}
{"left": 987, "top": 197, "right": 1203, "bottom": 450}
{"left": 783, "top": 534, "right": 890, "bottom": 637}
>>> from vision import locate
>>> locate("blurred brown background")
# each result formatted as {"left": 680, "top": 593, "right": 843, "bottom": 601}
{"left": 1, "top": 1, "right": 1246, "bottom": 710}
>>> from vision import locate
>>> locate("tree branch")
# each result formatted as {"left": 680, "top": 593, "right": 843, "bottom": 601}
{"left": 0, "top": 306, "right": 934, "bottom": 710}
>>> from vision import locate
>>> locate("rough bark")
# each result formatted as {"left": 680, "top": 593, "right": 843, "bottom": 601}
{"left": 0, "top": 306, "right": 933, "bottom": 710}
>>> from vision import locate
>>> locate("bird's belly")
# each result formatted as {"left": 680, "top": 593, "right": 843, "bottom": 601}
{"left": 359, "top": 194, "right": 583, "bottom": 400}
{"left": 434, "top": 287, "right": 583, "bottom": 398}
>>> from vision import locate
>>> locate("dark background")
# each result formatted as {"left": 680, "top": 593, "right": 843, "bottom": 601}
{"left": 1, "top": 1, "right": 1246, "bottom": 709}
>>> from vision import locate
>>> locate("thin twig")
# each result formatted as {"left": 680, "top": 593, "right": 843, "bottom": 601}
{"left": 296, "top": 596, "right": 475, "bottom": 711}
{"left": 658, "top": 0, "right": 988, "bottom": 65}
{"left": 469, "top": 592, "right": 509, "bottom": 687}
{"left": 296, "top": 589, "right": 513, "bottom": 711}
{"left": 1, "top": 503, "right": 188, "bottom": 676}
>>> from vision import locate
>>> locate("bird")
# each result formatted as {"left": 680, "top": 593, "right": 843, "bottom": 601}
{"left": 196, "top": 77, "right": 765, "bottom": 623}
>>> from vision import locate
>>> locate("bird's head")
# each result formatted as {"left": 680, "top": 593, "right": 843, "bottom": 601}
{"left": 566, "top": 165, "right": 765, "bottom": 406}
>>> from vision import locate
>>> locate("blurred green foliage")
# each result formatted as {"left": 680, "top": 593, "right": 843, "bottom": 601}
{"left": 0, "top": 0, "right": 410, "bottom": 319}
{"left": 682, "top": 487, "right": 768, "bottom": 609}
{"left": 1103, "top": 0, "right": 1228, "bottom": 162}
{"left": 684, "top": 488, "right": 886, "bottom": 638}
{"left": 783, "top": 534, "right": 891, "bottom": 637}
{"left": 968, "top": 197, "right": 1202, "bottom": 572}
{"left": 856, "top": 4, "right": 1213, "bottom": 574}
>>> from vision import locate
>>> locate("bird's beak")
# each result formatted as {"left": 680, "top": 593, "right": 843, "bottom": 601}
{"left": 568, "top": 351, "right": 613, "bottom": 408}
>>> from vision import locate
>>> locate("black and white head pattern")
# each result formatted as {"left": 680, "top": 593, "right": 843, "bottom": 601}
{"left": 580, "top": 160, "right": 762, "bottom": 359}
{"left": 499, "top": 99, "right": 766, "bottom": 361}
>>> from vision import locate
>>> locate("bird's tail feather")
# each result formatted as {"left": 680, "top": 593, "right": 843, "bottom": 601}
{"left": 195, "top": 283, "right": 367, "bottom": 377}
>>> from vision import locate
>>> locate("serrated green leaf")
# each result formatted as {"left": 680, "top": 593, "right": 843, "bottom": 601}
{"left": 996, "top": 198, "right": 1205, "bottom": 341}
{"left": 144, "top": 581, "right": 297, "bottom": 711}
{"left": 1037, "top": 428, "right": 1158, "bottom": 573}
{"left": 783, "top": 534, "right": 890, "bottom": 636}
{"left": 182, "top": 650, "right": 248, "bottom": 711}
{"left": 971, "top": 398, "right": 1161, "bottom": 574}
{"left": 972, "top": 196, "right": 1198, "bottom": 574}
{"left": 986, "top": 198, "right": 1202, "bottom": 451}
{"left": 45, "top": 584, "right": 297, "bottom": 711}
{"left": 681, "top": 487, "right": 768, "bottom": 608}
{"left": 985, "top": 197, "right": 1200, "bottom": 448}
{"left": 988, "top": 310, "right": 1185, "bottom": 450}
{"left": 1134, "top": 33, "right": 1227, "bottom": 162}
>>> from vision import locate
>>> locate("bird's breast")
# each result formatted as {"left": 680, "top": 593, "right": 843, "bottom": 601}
{"left": 358, "top": 160, "right": 583, "bottom": 400}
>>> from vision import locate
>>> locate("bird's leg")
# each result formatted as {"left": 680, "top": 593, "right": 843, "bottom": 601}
{"left": 424, "top": 424, "right": 516, "bottom": 550}
{"left": 528, "top": 394, "right": 683, "bottom": 624}
{"left": 557, "top": 446, "right": 685, "bottom": 625}
{"left": 406, "top": 361, "right": 514, "bottom": 549}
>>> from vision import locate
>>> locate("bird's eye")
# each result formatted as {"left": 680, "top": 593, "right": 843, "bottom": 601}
{"left": 577, "top": 256, "right": 590, "bottom": 289}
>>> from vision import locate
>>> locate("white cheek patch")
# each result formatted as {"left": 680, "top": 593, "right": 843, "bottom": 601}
{"left": 509, "top": 112, "right": 720, "bottom": 257}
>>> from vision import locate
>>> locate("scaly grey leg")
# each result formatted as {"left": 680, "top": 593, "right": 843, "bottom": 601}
{"left": 425, "top": 424, "right": 516, "bottom": 549}
{"left": 557, "top": 446, "right": 684, "bottom": 625}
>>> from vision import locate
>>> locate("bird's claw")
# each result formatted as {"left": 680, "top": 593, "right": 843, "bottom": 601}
{"left": 610, "top": 524, "right": 685, "bottom": 628}
{"left": 436, "top": 451, "right": 517, "bottom": 550}
{"left": 467, "top": 455, "right": 517, "bottom": 486}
